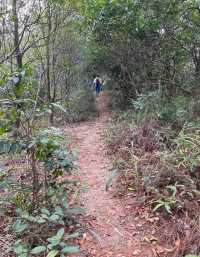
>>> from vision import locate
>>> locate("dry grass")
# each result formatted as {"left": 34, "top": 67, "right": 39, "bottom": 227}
{"left": 106, "top": 117, "right": 200, "bottom": 256}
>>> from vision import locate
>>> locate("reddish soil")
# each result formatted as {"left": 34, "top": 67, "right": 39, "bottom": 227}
{"left": 65, "top": 92, "right": 154, "bottom": 257}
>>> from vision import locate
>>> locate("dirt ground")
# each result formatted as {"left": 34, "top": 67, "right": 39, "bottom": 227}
{"left": 64, "top": 91, "right": 154, "bottom": 257}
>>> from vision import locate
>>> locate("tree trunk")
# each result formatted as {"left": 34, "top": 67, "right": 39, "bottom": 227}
{"left": 31, "top": 150, "right": 38, "bottom": 210}
{"left": 46, "top": 2, "right": 51, "bottom": 103}
{"left": 46, "top": 2, "right": 53, "bottom": 125}
{"left": 192, "top": 54, "right": 200, "bottom": 97}
{"left": 50, "top": 53, "right": 57, "bottom": 125}
{"left": 13, "top": 0, "right": 22, "bottom": 69}
{"left": 12, "top": 0, "right": 23, "bottom": 137}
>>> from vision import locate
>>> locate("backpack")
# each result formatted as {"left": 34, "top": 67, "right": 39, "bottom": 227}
{"left": 96, "top": 78, "right": 100, "bottom": 86}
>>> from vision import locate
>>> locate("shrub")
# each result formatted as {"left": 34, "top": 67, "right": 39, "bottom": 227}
{"left": 0, "top": 127, "right": 82, "bottom": 257}
{"left": 63, "top": 84, "right": 97, "bottom": 122}
{"left": 106, "top": 111, "right": 200, "bottom": 255}
{"left": 132, "top": 91, "right": 162, "bottom": 121}
{"left": 11, "top": 197, "right": 82, "bottom": 256}
{"left": 131, "top": 91, "right": 192, "bottom": 127}
{"left": 106, "top": 112, "right": 200, "bottom": 216}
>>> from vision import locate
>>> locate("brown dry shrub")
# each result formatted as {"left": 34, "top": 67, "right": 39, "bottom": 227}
{"left": 156, "top": 215, "right": 200, "bottom": 257}
{"left": 107, "top": 119, "right": 171, "bottom": 156}
{"left": 107, "top": 117, "right": 200, "bottom": 256}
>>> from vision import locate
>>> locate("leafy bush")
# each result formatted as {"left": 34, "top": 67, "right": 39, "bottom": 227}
{"left": 0, "top": 128, "right": 82, "bottom": 256}
{"left": 0, "top": 68, "right": 82, "bottom": 256}
{"left": 132, "top": 91, "right": 191, "bottom": 127}
{"left": 12, "top": 201, "right": 81, "bottom": 256}
{"left": 175, "top": 123, "right": 200, "bottom": 172}
{"left": 63, "top": 84, "right": 97, "bottom": 122}
{"left": 132, "top": 91, "right": 162, "bottom": 121}
{"left": 108, "top": 88, "right": 126, "bottom": 110}
{"left": 159, "top": 96, "right": 190, "bottom": 127}
{"left": 188, "top": 98, "right": 200, "bottom": 120}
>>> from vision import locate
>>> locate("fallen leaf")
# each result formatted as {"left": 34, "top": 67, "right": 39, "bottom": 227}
{"left": 155, "top": 245, "right": 165, "bottom": 254}
{"left": 143, "top": 235, "right": 158, "bottom": 244}
{"left": 164, "top": 247, "right": 175, "bottom": 253}
{"left": 175, "top": 239, "right": 181, "bottom": 249}
{"left": 147, "top": 217, "right": 160, "bottom": 223}
{"left": 136, "top": 223, "right": 143, "bottom": 227}
{"left": 132, "top": 249, "right": 142, "bottom": 255}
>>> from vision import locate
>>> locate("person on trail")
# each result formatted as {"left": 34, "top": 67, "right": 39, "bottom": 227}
{"left": 93, "top": 75, "right": 102, "bottom": 96}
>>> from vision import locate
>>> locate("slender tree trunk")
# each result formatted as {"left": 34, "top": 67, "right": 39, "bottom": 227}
{"left": 12, "top": 0, "right": 22, "bottom": 137}
{"left": 13, "top": 0, "right": 22, "bottom": 69}
{"left": 46, "top": 2, "right": 53, "bottom": 125}
{"left": 46, "top": 2, "right": 51, "bottom": 103}
{"left": 192, "top": 50, "right": 200, "bottom": 97}
{"left": 196, "top": 58, "right": 200, "bottom": 84}
{"left": 50, "top": 53, "right": 57, "bottom": 125}
{"left": 31, "top": 150, "right": 38, "bottom": 210}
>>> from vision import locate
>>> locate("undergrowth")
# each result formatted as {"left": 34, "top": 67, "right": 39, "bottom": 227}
{"left": 63, "top": 84, "right": 98, "bottom": 123}
{"left": 0, "top": 128, "right": 83, "bottom": 257}
{"left": 106, "top": 93, "right": 200, "bottom": 256}
{"left": 0, "top": 67, "right": 84, "bottom": 256}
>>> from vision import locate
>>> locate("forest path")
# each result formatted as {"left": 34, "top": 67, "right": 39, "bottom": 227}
{"left": 65, "top": 91, "right": 153, "bottom": 257}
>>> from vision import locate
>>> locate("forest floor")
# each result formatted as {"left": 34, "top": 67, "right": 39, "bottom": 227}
{"left": 64, "top": 91, "right": 154, "bottom": 257}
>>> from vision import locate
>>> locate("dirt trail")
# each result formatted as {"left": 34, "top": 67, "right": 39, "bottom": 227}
{"left": 67, "top": 92, "right": 153, "bottom": 257}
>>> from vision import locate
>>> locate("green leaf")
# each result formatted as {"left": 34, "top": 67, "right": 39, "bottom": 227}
{"left": 0, "top": 140, "right": 10, "bottom": 154}
{"left": 0, "top": 127, "right": 6, "bottom": 135}
{"left": 46, "top": 250, "right": 59, "bottom": 257}
{"left": 61, "top": 246, "right": 80, "bottom": 253}
{"left": 41, "top": 213, "right": 49, "bottom": 219}
{"left": 55, "top": 206, "right": 64, "bottom": 216}
{"left": 14, "top": 245, "right": 24, "bottom": 254}
{"left": 36, "top": 217, "right": 46, "bottom": 224}
{"left": 68, "top": 207, "right": 85, "bottom": 215}
{"left": 13, "top": 243, "right": 28, "bottom": 255}
{"left": 41, "top": 208, "right": 50, "bottom": 216}
{"left": 56, "top": 228, "right": 65, "bottom": 241}
{"left": 49, "top": 213, "right": 60, "bottom": 222}
{"left": 164, "top": 203, "right": 172, "bottom": 214}
{"left": 62, "top": 201, "right": 69, "bottom": 209}
{"left": 0, "top": 140, "right": 21, "bottom": 155}
{"left": 46, "top": 239, "right": 59, "bottom": 247}
{"left": 30, "top": 246, "right": 46, "bottom": 254}
{"left": 19, "top": 254, "right": 27, "bottom": 257}
{"left": 65, "top": 232, "right": 79, "bottom": 240}
{"left": 13, "top": 220, "right": 28, "bottom": 234}
{"left": 47, "top": 244, "right": 53, "bottom": 250}
{"left": 44, "top": 160, "right": 54, "bottom": 171}
{"left": 14, "top": 83, "right": 24, "bottom": 98}
{"left": 59, "top": 242, "right": 67, "bottom": 247}
{"left": 153, "top": 203, "right": 164, "bottom": 212}
{"left": 47, "top": 228, "right": 65, "bottom": 246}
{"left": 51, "top": 103, "right": 67, "bottom": 114}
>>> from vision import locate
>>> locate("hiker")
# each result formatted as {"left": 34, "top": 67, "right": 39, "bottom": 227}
{"left": 93, "top": 75, "right": 102, "bottom": 96}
